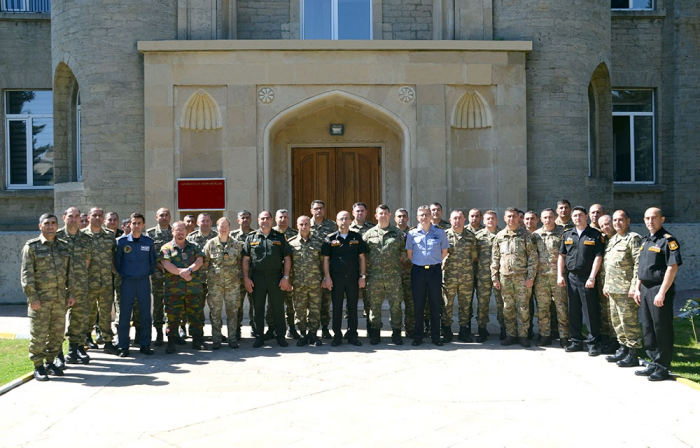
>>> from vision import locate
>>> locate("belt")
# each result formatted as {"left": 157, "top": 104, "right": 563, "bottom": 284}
{"left": 414, "top": 263, "right": 441, "bottom": 269}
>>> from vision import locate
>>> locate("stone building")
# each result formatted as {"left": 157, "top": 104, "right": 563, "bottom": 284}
{"left": 0, "top": 0, "right": 698, "bottom": 300}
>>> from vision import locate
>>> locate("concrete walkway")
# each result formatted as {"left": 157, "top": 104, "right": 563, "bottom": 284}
{"left": 1, "top": 304, "right": 698, "bottom": 447}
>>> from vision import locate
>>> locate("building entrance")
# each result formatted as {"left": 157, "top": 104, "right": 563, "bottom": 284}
{"left": 292, "top": 147, "right": 381, "bottom": 221}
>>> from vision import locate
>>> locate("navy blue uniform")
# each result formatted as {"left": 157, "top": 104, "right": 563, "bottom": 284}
{"left": 115, "top": 233, "right": 157, "bottom": 349}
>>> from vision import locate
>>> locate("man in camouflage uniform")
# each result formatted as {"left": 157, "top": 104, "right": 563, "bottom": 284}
{"left": 596, "top": 213, "right": 617, "bottom": 354}
{"left": 555, "top": 199, "right": 574, "bottom": 231}
{"left": 82, "top": 207, "right": 119, "bottom": 355}
{"left": 160, "top": 221, "right": 206, "bottom": 353}
{"left": 203, "top": 217, "right": 244, "bottom": 350}
{"left": 22, "top": 214, "right": 74, "bottom": 381}
{"left": 232, "top": 210, "right": 256, "bottom": 339}
{"left": 147, "top": 207, "right": 173, "bottom": 346}
{"left": 350, "top": 202, "right": 375, "bottom": 334}
{"left": 491, "top": 207, "right": 538, "bottom": 347}
{"left": 589, "top": 204, "right": 605, "bottom": 232}
{"left": 103, "top": 212, "right": 130, "bottom": 342}
{"left": 474, "top": 210, "right": 504, "bottom": 341}
{"left": 363, "top": 204, "right": 406, "bottom": 345}
{"left": 186, "top": 213, "right": 218, "bottom": 338}
{"left": 58, "top": 207, "right": 93, "bottom": 365}
{"left": 288, "top": 215, "right": 324, "bottom": 347}
{"left": 532, "top": 208, "right": 569, "bottom": 347}
{"left": 273, "top": 209, "right": 299, "bottom": 339}
{"left": 441, "top": 210, "right": 477, "bottom": 343}
{"left": 184, "top": 214, "right": 197, "bottom": 235}
{"left": 394, "top": 208, "right": 415, "bottom": 338}
{"left": 310, "top": 200, "right": 337, "bottom": 339}
{"left": 429, "top": 202, "right": 451, "bottom": 229}
{"left": 603, "top": 210, "right": 643, "bottom": 367}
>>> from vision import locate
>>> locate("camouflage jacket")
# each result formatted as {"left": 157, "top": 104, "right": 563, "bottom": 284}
{"left": 147, "top": 225, "right": 173, "bottom": 273}
{"left": 475, "top": 227, "right": 499, "bottom": 275}
{"left": 466, "top": 224, "right": 484, "bottom": 235}
{"left": 363, "top": 224, "right": 405, "bottom": 279}
{"left": 186, "top": 229, "right": 219, "bottom": 249}
{"left": 350, "top": 220, "right": 375, "bottom": 236}
{"left": 160, "top": 240, "right": 205, "bottom": 295}
{"left": 273, "top": 226, "right": 298, "bottom": 240}
{"left": 288, "top": 233, "right": 324, "bottom": 287}
{"left": 56, "top": 227, "right": 92, "bottom": 291}
{"left": 442, "top": 228, "right": 477, "bottom": 275}
{"left": 310, "top": 218, "right": 337, "bottom": 240}
{"left": 603, "top": 230, "right": 642, "bottom": 295}
{"left": 532, "top": 226, "right": 565, "bottom": 275}
{"left": 491, "top": 227, "right": 538, "bottom": 281}
{"left": 555, "top": 217, "right": 574, "bottom": 231}
{"left": 230, "top": 228, "right": 255, "bottom": 243}
{"left": 203, "top": 236, "right": 244, "bottom": 287}
{"left": 21, "top": 235, "right": 71, "bottom": 304}
{"left": 82, "top": 227, "right": 116, "bottom": 290}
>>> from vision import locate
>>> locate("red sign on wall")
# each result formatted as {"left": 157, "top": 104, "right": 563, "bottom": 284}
{"left": 177, "top": 178, "right": 226, "bottom": 211}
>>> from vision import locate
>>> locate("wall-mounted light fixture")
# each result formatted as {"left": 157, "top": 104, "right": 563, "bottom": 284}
{"left": 329, "top": 124, "right": 345, "bottom": 136}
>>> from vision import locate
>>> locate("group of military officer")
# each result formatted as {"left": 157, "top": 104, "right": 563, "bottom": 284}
{"left": 21, "top": 199, "right": 681, "bottom": 383}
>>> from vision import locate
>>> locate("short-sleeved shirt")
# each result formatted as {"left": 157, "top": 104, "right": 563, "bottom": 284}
{"left": 243, "top": 229, "right": 292, "bottom": 275}
{"left": 637, "top": 227, "right": 682, "bottom": 286}
{"left": 321, "top": 230, "right": 368, "bottom": 278}
{"left": 160, "top": 240, "right": 205, "bottom": 295}
{"left": 559, "top": 226, "right": 605, "bottom": 276}
{"left": 405, "top": 224, "right": 450, "bottom": 266}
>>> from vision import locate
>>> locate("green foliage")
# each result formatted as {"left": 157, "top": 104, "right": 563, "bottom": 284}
{"left": 678, "top": 299, "right": 699, "bottom": 343}
{"left": 0, "top": 339, "right": 33, "bottom": 387}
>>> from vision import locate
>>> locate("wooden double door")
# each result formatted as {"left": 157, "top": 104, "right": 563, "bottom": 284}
{"left": 292, "top": 147, "right": 381, "bottom": 221}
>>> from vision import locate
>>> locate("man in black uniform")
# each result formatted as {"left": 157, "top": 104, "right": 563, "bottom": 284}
{"left": 557, "top": 206, "right": 605, "bottom": 356}
{"left": 322, "top": 210, "right": 368, "bottom": 347}
{"left": 243, "top": 211, "right": 292, "bottom": 348}
{"left": 633, "top": 207, "right": 682, "bottom": 382}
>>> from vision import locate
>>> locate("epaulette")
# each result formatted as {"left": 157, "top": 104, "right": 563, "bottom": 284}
{"left": 436, "top": 225, "right": 445, "bottom": 230}
{"left": 409, "top": 225, "right": 417, "bottom": 231}
{"left": 26, "top": 236, "right": 41, "bottom": 245}
{"left": 664, "top": 233, "right": 672, "bottom": 239}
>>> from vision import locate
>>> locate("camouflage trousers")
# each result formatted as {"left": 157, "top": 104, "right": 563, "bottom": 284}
{"left": 292, "top": 283, "right": 322, "bottom": 333}
{"left": 166, "top": 293, "right": 204, "bottom": 338}
{"left": 401, "top": 270, "right": 415, "bottom": 334}
{"left": 28, "top": 300, "right": 66, "bottom": 366}
{"left": 367, "top": 276, "right": 403, "bottom": 330}
{"left": 608, "top": 293, "right": 643, "bottom": 349}
{"left": 207, "top": 283, "right": 241, "bottom": 343}
{"left": 597, "top": 276, "right": 614, "bottom": 337}
{"left": 476, "top": 274, "right": 504, "bottom": 328}
{"left": 533, "top": 273, "right": 569, "bottom": 338}
{"left": 442, "top": 273, "right": 475, "bottom": 328}
{"left": 151, "top": 271, "right": 165, "bottom": 327}
{"left": 87, "top": 287, "right": 115, "bottom": 342}
{"left": 320, "top": 288, "right": 331, "bottom": 327}
{"left": 65, "top": 287, "right": 89, "bottom": 345}
{"left": 499, "top": 274, "right": 532, "bottom": 338}
{"left": 267, "top": 290, "right": 295, "bottom": 328}
{"left": 237, "top": 284, "right": 255, "bottom": 333}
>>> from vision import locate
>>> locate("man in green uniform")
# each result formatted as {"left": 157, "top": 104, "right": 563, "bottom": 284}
{"left": 186, "top": 213, "right": 218, "bottom": 338}
{"left": 441, "top": 209, "right": 477, "bottom": 343}
{"left": 603, "top": 210, "right": 643, "bottom": 367}
{"left": 243, "top": 211, "right": 293, "bottom": 348}
{"left": 555, "top": 199, "right": 574, "bottom": 231}
{"left": 310, "top": 200, "right": 337, "bottom": 339}
{"left": 474, "top": 210, "right": 504, "bottom": 341}
{"left": 160, "top": 221, "right": 206, "bottom": 353}
{"left": 203, "top": 217, "right": 244, "bottom": 349}
{"left": 147, "top": 207, "right": 173, "bottom": 346}
{"left": 273, "top": 209, "right": 300, "bottom": 339}
{"left": 288, "top": 215, "right": 324, "bottom": 347}
{"left": 429, "top": 202, "right": 451, "bottom": 229}
{"left": 21, "top": 214, "right": 75, "bottom": 380}
{"left": 363, "top": 204, "right": 406, "bottom": 345}
{"left": 491, "top": 207, "right": 538, "bottom": 347}
{"left": 59, "top": 207, "right": 93, "bottom": 365}
{"left": 231, "top": 210, "right": 256, "bottom": 339}
{"left": 83, "top": 207, "right": 119, "bottom": 355}
{"left": 394, "top": 208, "right": 415, "bottom": 338}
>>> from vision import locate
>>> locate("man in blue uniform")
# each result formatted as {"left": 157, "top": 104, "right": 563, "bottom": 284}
{"left": 115, "top": 213, "right": 157, "bottom": 356}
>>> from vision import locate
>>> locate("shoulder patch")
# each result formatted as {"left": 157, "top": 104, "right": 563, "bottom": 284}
{"left": 669, "top": 240, "right": 679, "bottom": 251}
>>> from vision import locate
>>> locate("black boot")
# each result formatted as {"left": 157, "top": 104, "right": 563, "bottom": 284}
{"left": 321, "top": 325, "right": 333, "bottom": 339}
{"left": 370, "top": 328, "right": 381, "bottom": 345}
{"left": 154, "top": 326, "right": 164, "bottom": 346}
{"left": 55, "top": 350, "right": 66, "bottom": 370}
{"left": 65, "top": 343, "right": 87, "bottom": 364}
{"left": 616, "top": 348, "right": 639, "bottom": 367}
{"left": 457, "top": 326, "right": 472, "bottom": 343}
{"left": 391, "top": 329, "right": 403, "bottom": 345}
{"left": 606, "top": 345, "right": 629, "bottom": 363}
{"left": 264, "top": 328, "right": 276, "bottom": 341}
{"left": 95, "top": 326, "right": 104, "bottom": 345}
{"left": 308, "top": 331, "right": 323, "bottom": 347}
{"left": 442, "top": 326, "right": 453, "bottom": 343}
{"left": 287, "top": 326, "right": 301, "bottom": 340}
{"left": 166, "top": 334, "right": 177, "bottom": 354}
{"left": 297, "top": 331, "right": 308, "bottom": 347}
{"left": 192, "top": 336, "right": 207, "bottom": 350}
{"left": 499, "top": 327, "right": 507, "bottom": 341}
{"left": 476, "top": 327, "right": 488, "bottom": 343}
{"left": 235, "top": 327, "right": 242, "bottom": 341}
{"left": 602, "top": 338, "right": 620, "bottom": 355}
{"left": 103, "top": 341, "right": 120, "bottom": 355}
{"left": 85, "top": 332, "right": 98, "bottom": 349}
{"left": 76, "top": 344, "right": 90, "bottom": 362}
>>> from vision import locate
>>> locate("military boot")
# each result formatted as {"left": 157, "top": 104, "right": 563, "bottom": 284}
{"left": 370, "top": 328, "right": 381, "bottom": 345}
{"left": 264, "top": 328, "right": 276, "bottom": 341}
{"left": 287, "top": 326, "right": 301, "bottom": 340}
{"left": 65, "top": 343, "right": 86, "bottom": 365}
{"left": 94, "top": 326, "right": 104, "bottom": 345}
{"left": 192, "top": 336, "right": 207, "bottom": 350}
{"left": 85, "top": 332, "right": 98, "bottom": 349}
{"left": 391, "top": 329, "right": 403, "bottom": 345}
{"left": 602, "top": 338, "right": 620, "bottom": 355}
{"left": 103, "top": 341, "right": 120, "bottom": 355}
{"left": 457, "top": 326, "right": 473, "bottom": 343}
{"left": 76, "top": 344, "right": 91, "bottom": 363}
{"left": 297, "top": 331, "right": 309, "bottom": 347}
{"left": 606, "top": 345, "right": 629, "bottom": 363}
{"left": 442, "top": 326, "right": 453, "bottom": 343}
{"left": 166, "top": 334, "right": 177, "bottom": 354}
{"left": 499, "top": 326, "right": 507, "bottom": 341}
{"left": 616, "top": 348, "right": 639, "bottom": 367}
{"left": 154, "top": 326, "right": 164, "bottom": 346}
{"left": 55, "top": 350, "right": 67, "bottom": 370}
{"left": 476, "top": 327, "right": 488, "bottom": 343}
{"left": 321, "top": 325, "right": 333, "bottom": 339}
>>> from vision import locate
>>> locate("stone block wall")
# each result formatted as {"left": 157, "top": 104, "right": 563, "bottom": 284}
{"left": 237, "top": 0, "right": 290, "bottom": 39}
{"left": 0, "top": 15, "right": 53, "bottom": 230}
{"left": 382, "top": 0, "right": 432, "bottom": 40}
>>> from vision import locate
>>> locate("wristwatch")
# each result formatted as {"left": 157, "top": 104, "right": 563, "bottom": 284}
{"left": 360, "top": 275, "right": 367, "bottom": 279}
{"left": 283, "top": 275, "right": 290, "bottom": 279}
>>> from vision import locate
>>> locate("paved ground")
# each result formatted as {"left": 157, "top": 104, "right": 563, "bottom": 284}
{"left": 1, "top": 302, "right": 699, "bottom": 448}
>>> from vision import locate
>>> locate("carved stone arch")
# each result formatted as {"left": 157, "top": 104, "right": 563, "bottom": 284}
{"left": 451, "top": 90, "right": 492, "bottom": 129}
{"left": 180, "top": 89, "right": 222, "bottom": 131}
